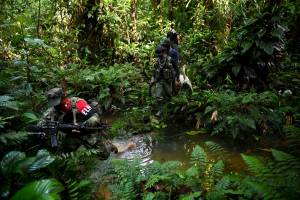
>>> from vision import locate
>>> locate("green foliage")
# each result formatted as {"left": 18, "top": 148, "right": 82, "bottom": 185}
{"left": 0, "top": 149, "right": 56, "bottom": 199}
{"left": 204, "top": 3, "right": 288, "bottom": 88}
{"left": 178, "top": 89, "right": 283, "bottom": 140}
{"left": 190, "top": 145, "right": 207, "bottom": 172}
{"left": 10, "top": 179, "right": 64, "bottom": 200}
{"left": 1, "top": 0, "right": 300, "bottom": 200}
{"left": 0, "top": 132, "right": 28, "bottom": 146}
{"left": 110, "top": 106, "right": 152, "bottom": 137}
{"left": 64, "top": 179, "right": 91, "bottom": 200}
{"left": 1, "top": 149, "right": 54, "bottom": 176}
{"left": 102, "top": 144, "right": 227, "bottom": 199}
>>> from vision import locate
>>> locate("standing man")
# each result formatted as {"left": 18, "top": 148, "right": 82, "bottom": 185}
{"left": 161, "top": 38, "right": 180, "bottom": 94}
{"left": 167, "top": 23, "right": 179, "bottom": 51}
{"left": 151, "top": 46, "right": 174, "bottom": 118}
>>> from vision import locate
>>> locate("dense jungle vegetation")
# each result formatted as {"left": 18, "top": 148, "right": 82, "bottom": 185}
{"left": 1, "top": 0, "right": 300, "bottom": 199}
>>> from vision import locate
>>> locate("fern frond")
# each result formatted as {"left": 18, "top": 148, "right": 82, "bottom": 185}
{"left": 56, "top": 149, "right": 100, "bottom": 160}
{"left": 205, "top": 141, "right": 227, "bottom": 159}
{"left": 271, "top": 149, "right": 295, "bottom": 162}
{"left": 285, "top": 125, "right": 300, "bottom": 155}
{"left": 65, "top": 179, "right": 91, "bottom": 200}
{"left": 241, "top": 154, "right": 269, "bottom": 177}
{"left": 145, "top": 175, "right": 169, "bottom": 189}
{"left": 240, "top": 178, "right": 282, "bottom": 200}
{"left": 161, "top": 161, "right": 182, "bottom": 173}
{"left": 211, "top": 160, "right": 224, "bottom": 178}
{"left": 123, "top": 181, "right": 136, "bottom": 200}
{"left": 190, "top": 145, "right": 208, "bottom": 172}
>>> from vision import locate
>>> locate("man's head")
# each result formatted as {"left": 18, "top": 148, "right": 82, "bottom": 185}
{"left": 46, "top": 87, "right": 63, "bottom": 107}
{"left": 161, "top": 38, "right": 171, "bottom": 51}
{"left": 155, "top": 45, "right": 168, "bottom": 59}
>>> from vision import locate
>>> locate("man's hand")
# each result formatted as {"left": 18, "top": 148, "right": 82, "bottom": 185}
{"left": 150, "top": 77, "right": 155, "bottom": 84}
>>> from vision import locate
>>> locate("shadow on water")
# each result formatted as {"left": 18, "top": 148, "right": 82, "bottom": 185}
{"left": 111, "top": 125, "right": 281, "bottom": 172}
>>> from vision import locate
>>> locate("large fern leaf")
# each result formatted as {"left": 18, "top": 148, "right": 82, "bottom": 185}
{"left": 211, "top": 160, "right": 224, "bottom": 178}
{"left": 65, "top": 179, "right": 91, "bottom": 200}
{"left": 241, "top": 154, "right": 269, "bottom": 177}
{"left": 205, "top": 141, "right": 227, "bottom": 159}
{"left": 123, "top": 181, "right": 136, "bottom": 200}
{"left": 190, "top": 145, "right": 208, "bottom": 172}
{"left": 145, "top": 175, "right": 169, "bottom": 189}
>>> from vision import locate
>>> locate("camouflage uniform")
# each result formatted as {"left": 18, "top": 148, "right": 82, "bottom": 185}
{"left": 40, "top": 88, "right": 116, "bottom": 158}
{"left": 151, "top": 56, "right": 174, "bottom": 99}
{"left": 151, "top": 46, "right": 175, "bottom": 116}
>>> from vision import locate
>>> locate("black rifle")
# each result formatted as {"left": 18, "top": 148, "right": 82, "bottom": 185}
{"left": 27, "top": 121, "right": 109, "bottom": 148}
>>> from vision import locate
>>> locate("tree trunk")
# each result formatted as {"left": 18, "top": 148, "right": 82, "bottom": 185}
{"left": 130, "top": 0, "right": 138, "bottom": 41}
{"left": 76, "top": 0, "right": 104, "bottom": 64}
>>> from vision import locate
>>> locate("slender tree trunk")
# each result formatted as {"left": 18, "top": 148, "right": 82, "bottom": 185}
{"left": 168, "top": 0, "right": 174, "bottom": 20}
{"left": 76, "top": 0, "right": 104, "bottom": 64}
{"left": 36, "top": 0, "right": 41, "bottom": 37}
{"left": 130, "top": 0, "right": 138, "bottom": 41}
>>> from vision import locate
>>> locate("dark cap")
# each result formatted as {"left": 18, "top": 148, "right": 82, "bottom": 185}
{"left": 155, "top": 45, "right": 167, "bottom": 55}
{"left": 46, "top": 88, "right": 63, "bottom": 107}
{"left": 161, "top": 38, "right": 171, "bottom": 49}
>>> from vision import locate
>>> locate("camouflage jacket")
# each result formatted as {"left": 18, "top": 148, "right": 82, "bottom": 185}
{"left": 153, "top": 56, "right": 174, "bottom": 82}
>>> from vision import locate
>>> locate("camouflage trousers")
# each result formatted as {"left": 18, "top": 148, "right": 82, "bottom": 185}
{"left": 151, "top": 80, "right": 173, "bottom": 100}
{"left": 151, "top": 80, "right": 173, "bottom": 116}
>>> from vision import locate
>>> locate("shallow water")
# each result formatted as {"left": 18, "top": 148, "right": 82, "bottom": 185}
{"left": 111, "top": 126, "right": 275, "bottom": 172}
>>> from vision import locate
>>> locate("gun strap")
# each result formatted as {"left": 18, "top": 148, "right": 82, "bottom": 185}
{"left": 70, "top": 97, "right": 80, "bottom": 124}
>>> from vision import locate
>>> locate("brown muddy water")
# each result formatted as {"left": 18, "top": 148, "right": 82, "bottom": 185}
{"left": 111, "top": 127, "right": 281, "bottom": 172}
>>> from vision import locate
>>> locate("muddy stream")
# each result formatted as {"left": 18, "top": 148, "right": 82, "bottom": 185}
{"left": 110, "top": 126, "right": 277, "bottom": 172}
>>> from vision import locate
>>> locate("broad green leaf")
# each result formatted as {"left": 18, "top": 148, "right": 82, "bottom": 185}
{"left": 259, "top": 41, "right": 274, "bottom": 55}
{"left": 1, "top": 151, "right": 25, "bottom": 175}
{"left": 232, "top": 65, "right": 241, "bottom": 77}
{"left": 11, "top": 179, "right": 64, "bottom": 200}
{"left": 239, "top": 117, "right": 256, "bottom": 130}
{"left": 185, "top": 129, "right": 206, "bottom": 135}
{"left": 28, "top": 151, "right": 55, "bottom": 172}
{"left": 241, "top": 42, "right": 253, "bottom": 54}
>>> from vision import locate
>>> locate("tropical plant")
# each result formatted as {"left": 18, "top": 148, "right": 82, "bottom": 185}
{"left": 205, "top": 2, "right": 288, "bottom": 89}
{"left": 10, "top": 179, "right": 64, "bottom": 200}
{"left": 0, "top": 149, "right": 55, "bottom": 199}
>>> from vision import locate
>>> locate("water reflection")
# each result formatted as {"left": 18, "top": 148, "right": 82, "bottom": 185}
{"left": 113, "top": 134, "right": 153, "bottom": 165}
{"left": 111, "top": 129, "right": 273, "bottom": 172}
